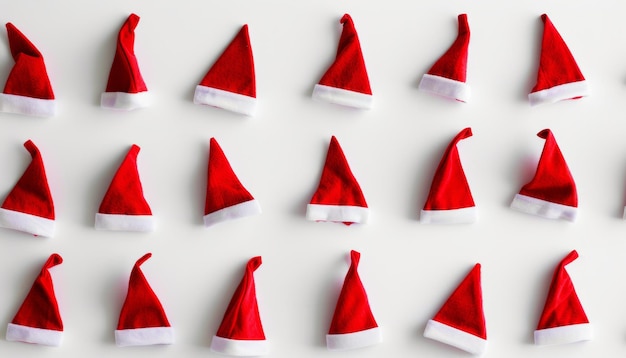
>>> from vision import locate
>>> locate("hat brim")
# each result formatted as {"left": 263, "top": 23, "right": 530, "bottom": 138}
{"left": 510, "top": 194, "right": 577, "bottom": 221}
{"left": 0, "top": 93, "right": 56, "bottom": 117}
{"left": 312, "top": 84, "right": 373, "bottom": 109}
{"left": 0, "top": 208, "right": 55, "bottom": 237}
{"left": 194, "top": 85, "right": 257, "bottom": 116}
{"left": 326, "top": 327, "right": 382, "bottom": 351}
{"left": 419, "top": 74, "right": 471, "bottom": 102}
{"left": 101, "top": 91, "right": 151, "bottom": 111}
{"left": 115, "top": 327, "right": 174, "bottom": 347}
{"left": 204, "top": 199, "right": 261, "bottom": 227}
{"left": 534, "top": 323, "right": 593, "bottom": 345}
{"left": 306, "top": 204, "right": 369, "bottom": 224}
{"left": 420, "top": 207, "right": 477, "bottom": 224}
{"left": 210, "top": 335, "right": 269, "bottom": 356}
{"left": 424, "top": 319, "right": 487, "bottom": 355}
{"left": 528, "top": 80, "right": 589, "bottom": 106}
{"left": 6, "top": 323, "right": 63, "bottom": 346}
{"left": 95, "top": 213, "right": 155, "bottom": 232}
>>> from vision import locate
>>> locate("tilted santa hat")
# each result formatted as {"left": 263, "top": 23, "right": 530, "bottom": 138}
{"left": 306, "top": 136, "right": 369, "bottom": 225}
{"left": 528, "top": 14, "right": 589, "bottom": 106}
{"left": 312, "top": 14, "right": 373, "bottom": 109}
{"left": 6, "top": 253, "right": 64, "bottom": 346}
{"left": 204, "top": 138, "right": 261, "bottom": 227}
{"left": 421, "top": 127, "right": 476, "bottom": 224}
{"left": 534, "top": 250, "right": 592, "bottom": 345}
{"left": 115, "top": 253, "right": 174, "bottom": 347}
{"left": 424, "top": 263, "right": 487, "bottom": 355}
{"left": 0, "top": 23, "right": 56, "bottom": 117}
{"left": 101, "top": 13, "right": 151, "bottom": 110}
{"left": 510, "top": 129, "right": 577, "bottom": 221}
{"left": 419, "top": 14, "right": 471, "bottom": 102}
{"left": 210, "top": 256, "right": 268, "bottom": 356}
{"left": 194, "top": 25, "right": 256, "bottom": 116}
{"left": 327, "top": 250, "right": 381, "bottom": 351}
{"left": 0, "top": 140, "right": 55, "bottom": 237}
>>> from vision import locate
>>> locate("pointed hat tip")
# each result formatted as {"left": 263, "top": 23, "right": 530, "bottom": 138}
{"left": 537, "top": 128, "right": 552, "bottom": 139}
{"left": 136, "top": 252, "right": 152, "bottom": 267}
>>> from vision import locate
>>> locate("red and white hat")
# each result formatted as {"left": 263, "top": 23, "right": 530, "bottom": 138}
{"left": 0, "top": 140, "right": 55, "bottom": 237}
{"left": 6, "top": 254, "right": 63, "bottom": 346}
{"left": 312, "top": 14, "right": 373, "bottom": 109}
{"left": 210, "top": 256, "right": 268, "bottom": 356}
{"left": 510, "top": 129, "right": 577, "bottom": 221}
{"left": 194, "top": 25, "right": 256, "bottom": 116}
{"left": 0, "top": 23, "right": 56, "bottom": 117}
{"left": 419, "top": 14, "right": 471, "bottom": 102}
{"left": 528, "top": 14, "right": 589, "bottom": 106}
{"left": 424, "top": 263, "right": 487, "bottom": 355}
{"left": 306, "top": 136, "right": 368, "bottom": 225}
{"left": 421, "top": 127, "right": 476, "bottom": 224}
{"left": 115, "top": 253, "right": 174, "bottom": 347}
{"left": 101, "top": 14, "right": 150, "bottom": 110}
{"left": 534, "top": 250, "right": 592, "bottom": 345}
{"left": 96, "top": 144, "right": 154, "bottom": 232}
{"left": 204, "top": 138, "right": 261, "bottom": 227}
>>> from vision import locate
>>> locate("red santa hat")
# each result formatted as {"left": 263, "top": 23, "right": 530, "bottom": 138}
{"left": 6, "top": 254, "right": 63, "bottom": 346}
{"left": 193, "top": 25, "right": 256, "bottom": 116}
{"left": 510, "top": 129, "right": 577, "bottom": 221}
{"left": 424, "top": 263, "right": 487, "bottom": 355}
{"left": 419, "top": 14, "right": 471, "bottom": 102}
{"left": 204, "top": 138, "right": 261, "bottom": 227}
{"left": 420, "top": 127, "right": 476, "bottom": 224}
{"left": 528, "top": 14, "right": 589, "bottom": 106}
{"left": 327, "top": 250, "right": 381, "bottom": 350}
{"left": 101, "top": 13, "right": 151, "bottom": 110}
{"left": 312, "top": 14, "right": 373, "bottom": 109}
{"left": 0, "top": 23, "right": 56, "bottom": 117}
{"left": 0, "top": 140, "right": 55, "bottom": 237}
{"left": 210, "top": 256, "right": 269, "bottom": 356}
{"left": 534, "top": 250, "right": 592, "bottom": 345}
{"left": 95, "top": 144, "right": 154, "bottom": 232}
{"left": 115, "top": 253, "right": 174, "bottom": 347}
{"left": 306, "top": 136, "right": 369, "bottom": 225}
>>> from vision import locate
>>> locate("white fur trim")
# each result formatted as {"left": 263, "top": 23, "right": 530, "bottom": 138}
{"left": 419, "top": 74, "right": 471, "bottom": 102}
{"left": 193, "top": 85, "right": 257, "bottom": 116}
{"left": 210, "top": 335, "right": 269, "bottom": 356}
{"left": 420, "top": 207, "right": 477, "bottom": 224}
{"left": 528, "top": 80, "right": 589, "bottom": 106}
{"left": 6, "top": 323, "right": 63, "bottom": 346}
{"left": 424, "top": 319, "right": 487, "bottom": 355}
{"left": 0, "top": 93, "right": 56, "bottom": 117}
{"left": 534, "top": 323, "right": 593, "bottom": 345}
{"left": 115, "top": 327, "right": 174, "bottom": 347}
{"left": 95, "top": 213, "right": 155, "bottom": 232}
{"left": 0, "top": 208, "right": 55, "bottom": 237}
{"left": 312, "top": 84, "right": 373, "bottom": 109}
{"left": 203, "top": 199, "right": 261, "bottom": 227}
{"left": 510, "top": 194, "right": 577, "bottom": 222}
{"left": 306, "top": 204, "right": 369, "bottom": 224}
{"left": 101, "top": 91, "right": 151, "bottom": 111}
{"left": 326, "top": 327, "right": 382, "bottom": 351}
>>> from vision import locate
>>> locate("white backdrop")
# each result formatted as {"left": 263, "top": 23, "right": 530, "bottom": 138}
{"left": 1, "top": 0, "right": 626, "bottom": 357}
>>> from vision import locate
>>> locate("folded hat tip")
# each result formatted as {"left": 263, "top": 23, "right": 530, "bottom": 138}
{"left": 540, "top": 13, "right": 548, "bottom": 22}
{"left": 340, "top": 14, "right": 353, "bottom": 25}
{"left": 247, "top": 256, "right": 262, "bottom": 271}
{"left": 537, "top": 128, "right": 552, "bottom": 139}
{"left": 45, "top": 253, "right": 63, "bottom": 268}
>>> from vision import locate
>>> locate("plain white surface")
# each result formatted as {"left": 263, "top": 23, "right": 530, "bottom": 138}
{"left": 1, "top": 0, "right": 626, "bottom": 357}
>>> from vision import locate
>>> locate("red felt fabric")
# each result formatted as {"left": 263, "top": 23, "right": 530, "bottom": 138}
{"left": 3, "top": 23, "right": 54, "bottom": 99}
{"left": 519, "top": 129, "right": 577, "bottom": 207}
{"left": 215, "top": 256, "right": 266, "bottom": 340}
{"left": 432, "top": 263, "right": 486, "bottom": 339}
{"left": 423, "top": 127, "right": 475, "bottom": 210}
{"left": 11, "top": 254, "right": 63, "bottom": 331}
{"left": 536, "top": 250, "right": 589, "bottom": 330}
{"left": 317, "top": 14, "right": 372, "bottom": 95}
{"left": 105, "top": 13, "right": 148, "bottom": 94}
{"left": 198, "top": 25, "right": 255, "bottom": 97}
{"left": 2, "top": 140, "right": 54, "bottom": 219}
{"left": 426, "top": 14, "right": 470, "bottom": 82}
{"left": 117, "top": 253, "right": 171, "bottom": 330}
{"left": 99, "top": 144, "right": 152, "bottom": 215}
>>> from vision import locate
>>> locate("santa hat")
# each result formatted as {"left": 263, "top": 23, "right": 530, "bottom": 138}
{"left": 0, "top": 140, "right": 55, "bottom": 237}
{"left": 312, "top": 14, "right": 373, "bottom": 109}
{"left": 424, "top": 263, "right": 487, "bottom": 355}
{"left": 101, "top": 13, "right": 151, "bottom": 110}
{"left": 327, "top": 250, "right": 381, "bottom": 350}
{"left": 306, "top": 136, "right": 369, "bottom": 225}
{"left": 421, "top": 127, "right": 476, "bottom": 224}
{"left": 510, "top": 129, "right": 577, "bottom": 221}
{"left": 534, "top": 250, "right": 592, "bottom": 345}
{"left": 419, "top": 14, "right": 471, "bottom": 102}
{"left": 204, "top": 138, "right": 261, "bottom": 227}
{"left": 6, "top": 254, "right": 63, "bottom": 346}
{"left": 528, "top": 14, "right": 589, "bottom": 106}
{"left": 193, "top": 25, "right": 256, "bottom": 116}
{"left": 115, "top": 253, "right": 174, "bottom": 347}
{"left": 95, "top": 144, "right": 154, "bottom": 232}
{"left": 210, "top": 256, "right": 268, "bottom": 356}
